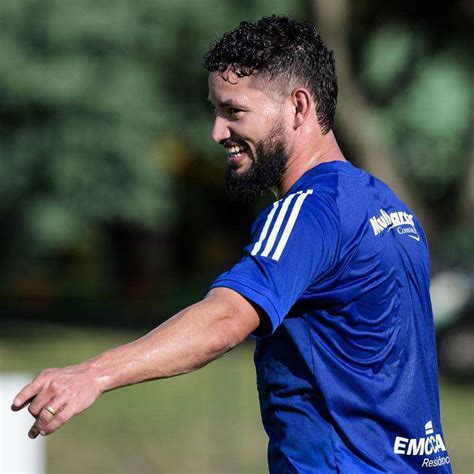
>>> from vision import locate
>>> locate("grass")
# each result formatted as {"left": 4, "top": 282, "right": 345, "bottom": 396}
{"left": 1, "top": 323, "right": 472, "bottom": 473}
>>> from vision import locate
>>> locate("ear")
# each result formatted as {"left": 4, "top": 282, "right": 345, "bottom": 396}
{"left": 291, "top": 88, "right": 312, "bottom": 128}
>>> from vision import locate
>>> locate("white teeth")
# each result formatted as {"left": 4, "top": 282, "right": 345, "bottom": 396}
{"left": 227, "top": 146, "right": 246, "bottom": 155}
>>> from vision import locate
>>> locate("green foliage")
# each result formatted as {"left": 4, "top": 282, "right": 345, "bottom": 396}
{"left": 360, "top": 25, "right": 417, "bottom": 96}
{"left": 360, "top": 25, "right": 472, "bottom": 200}
{"left": 0, "top": 0, "right": 171, "bottom": 253}
{"left": 392, "top": 55, "right": 471, "bottom": 192}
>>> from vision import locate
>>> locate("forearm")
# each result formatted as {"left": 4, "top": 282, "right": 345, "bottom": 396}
{"left": 12, "top": 288, "right": 261, "bottom": 439}
{"left": 86, "top": 289, "right": 257, "bottom": 393}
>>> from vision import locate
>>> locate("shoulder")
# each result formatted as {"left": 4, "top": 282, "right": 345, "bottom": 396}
{"left": 250, "top": 187, "right": 340, "bottom": 249}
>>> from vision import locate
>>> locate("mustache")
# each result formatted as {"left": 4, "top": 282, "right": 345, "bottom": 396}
{"left": 220, "top": 138, "right": 247, "bottom": 148}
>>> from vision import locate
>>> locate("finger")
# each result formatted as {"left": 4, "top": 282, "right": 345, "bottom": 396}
{"left": 40, "top": 405, "right": 74, "bottom": 436}
{"left": 28, "top": 402, "right": 63, "bottom": 439}
{"left": 29, "top": 407, "right": 55, "bottom": 439}
{"left": 28, "top": 390, "right": 56, "bottom": 418}
{"left": 12, "top": 378, "right": 44, "bottom": 411}
{"left": 11, "top": 394, "right": 36, "bottom": 412}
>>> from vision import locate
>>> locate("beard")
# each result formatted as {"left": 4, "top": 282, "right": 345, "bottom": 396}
{"left": 224, "top": 124, "right": 289, "bottom": 203}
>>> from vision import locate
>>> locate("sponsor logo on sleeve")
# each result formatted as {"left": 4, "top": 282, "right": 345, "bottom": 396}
{"left": 370, "top": 209, "right": 420, "bottom": 242}
{"left": 393, "top": 420, "right": 450, "bottom": 469}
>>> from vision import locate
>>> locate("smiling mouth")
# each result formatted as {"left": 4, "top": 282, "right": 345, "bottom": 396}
{"left": 225, "top": 144, "right": 249, "bottom": 158}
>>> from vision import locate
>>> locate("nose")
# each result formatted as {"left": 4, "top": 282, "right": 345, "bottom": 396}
{"left": 211, "top": 116, "right": 231, "bottom": 144}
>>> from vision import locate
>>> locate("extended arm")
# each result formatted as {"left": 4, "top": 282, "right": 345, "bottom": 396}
{"left": 11, "top": 287, "right": 261, "bottom": 438}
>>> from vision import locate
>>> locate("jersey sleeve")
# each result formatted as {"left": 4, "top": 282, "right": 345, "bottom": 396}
{"left": 210, "top": 189, "right": 340, "bottom": 337}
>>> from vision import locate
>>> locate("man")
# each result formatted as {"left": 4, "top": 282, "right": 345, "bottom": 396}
{"left": 12, "top": 16, "right": 451, "bottom": 473}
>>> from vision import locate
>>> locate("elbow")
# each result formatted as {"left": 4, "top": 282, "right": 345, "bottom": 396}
{"left": 202, "top": 288, "right": 261, "bottom": 357}
{"left": 208, "top": 316, "right": 247, "bottom": 357}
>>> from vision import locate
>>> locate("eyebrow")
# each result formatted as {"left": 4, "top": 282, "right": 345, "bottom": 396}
{"left": 207, "top": 98, "right": 243, "bottom": 108}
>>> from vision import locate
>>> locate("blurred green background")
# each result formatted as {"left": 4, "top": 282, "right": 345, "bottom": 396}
{"left": 0, "top": 0, "right": 472, "bottom": 472}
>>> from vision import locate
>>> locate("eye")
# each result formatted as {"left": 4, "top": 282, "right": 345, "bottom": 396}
{"left": 228, "top": 107, "right": 243, "bottom": 117}
{"left": 208, "top": 104, "right": 217, "bottom": 115}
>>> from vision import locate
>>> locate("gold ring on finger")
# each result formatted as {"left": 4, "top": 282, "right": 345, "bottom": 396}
{"left": 45, "top": 405, "right": 57, "bottom": 416}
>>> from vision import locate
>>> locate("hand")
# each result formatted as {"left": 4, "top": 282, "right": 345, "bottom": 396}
{"left": 11, "top": 363, "right": 103, "bottom": 439}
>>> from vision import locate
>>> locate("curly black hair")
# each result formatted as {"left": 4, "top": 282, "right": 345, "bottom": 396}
{"left": 204, "top": 15, "right": 337, "bottom": 134}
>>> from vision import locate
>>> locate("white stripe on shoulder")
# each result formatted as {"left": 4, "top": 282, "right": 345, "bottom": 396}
{"left": 251, "top": 201, "right": 279, "bottom": 256}
{"left": 271, "top": 189, "right": 313, "bottom": 261}
{"left": 261, "top": 191, "right": 303, "bottom": 258}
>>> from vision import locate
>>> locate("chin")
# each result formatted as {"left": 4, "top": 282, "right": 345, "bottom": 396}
{"left": 229, "top": 164, "right": 250, "bottom": 176}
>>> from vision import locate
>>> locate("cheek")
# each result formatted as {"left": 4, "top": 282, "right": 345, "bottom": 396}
{"left": 231, "top": 123, "right": 256, "bottom": 145}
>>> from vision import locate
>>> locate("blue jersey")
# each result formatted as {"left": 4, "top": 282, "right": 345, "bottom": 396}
{"left": 211, "top": 161, "right": 451, "bottom": 473}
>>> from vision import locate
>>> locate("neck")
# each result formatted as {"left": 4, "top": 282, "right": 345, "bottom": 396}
{"left": 276, "top": 130, "right": 345, "bottom": 198}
